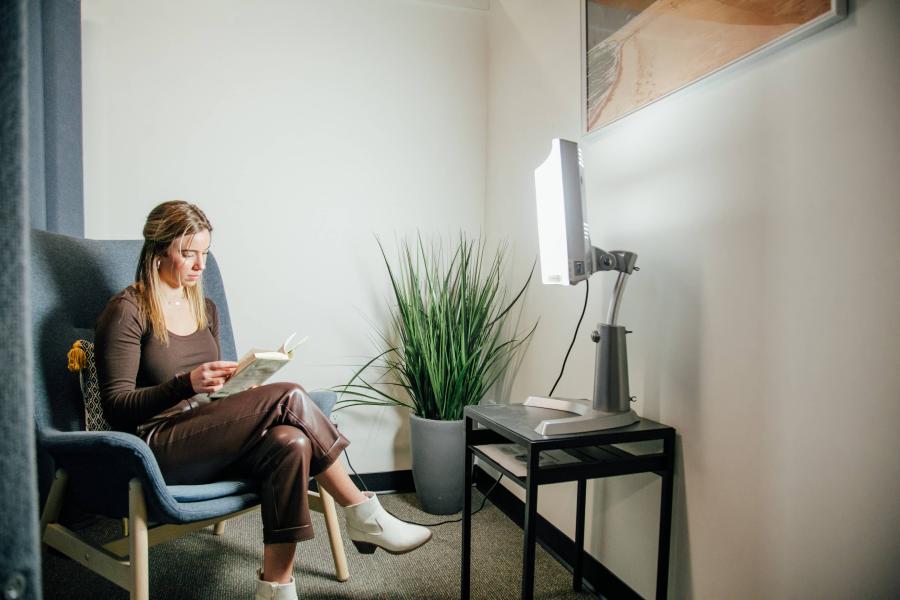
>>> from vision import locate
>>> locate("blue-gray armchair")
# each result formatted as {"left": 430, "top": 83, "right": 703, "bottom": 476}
{"left": 31, "top": 229, "right": 349, "bottom": 599}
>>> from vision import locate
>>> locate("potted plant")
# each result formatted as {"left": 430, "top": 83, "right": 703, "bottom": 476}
{"left": 335, "top": 234, "right": 535, "bottom": 514}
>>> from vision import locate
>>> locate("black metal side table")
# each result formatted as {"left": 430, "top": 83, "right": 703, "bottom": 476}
{"left": 461, "top": 404, "right": 676, "bottom": 600}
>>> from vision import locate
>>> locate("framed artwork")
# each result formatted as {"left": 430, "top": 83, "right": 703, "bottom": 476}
{"left": 583, "top": 0, "right": 848, "bottom": 134}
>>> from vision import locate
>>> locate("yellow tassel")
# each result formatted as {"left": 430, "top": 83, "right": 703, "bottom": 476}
{"left": 67, "top": 340, "right": 88, "bottom": 372}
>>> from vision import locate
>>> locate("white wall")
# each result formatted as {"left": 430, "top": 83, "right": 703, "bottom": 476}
{"left": 486, "top": 0, "right": 900, "bottom": 598}
{"left": 81, "top": 0, "right": 487, "bottom": 473}
{"left": 81, "top": 0, "right": 900, "bottom": 595}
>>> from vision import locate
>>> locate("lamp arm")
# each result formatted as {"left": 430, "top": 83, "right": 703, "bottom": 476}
{"left": 589, "top": 248, "right": 638, "bottom": 326}
{"left": 606, "top": 272, "right": 629, "bottom": 325}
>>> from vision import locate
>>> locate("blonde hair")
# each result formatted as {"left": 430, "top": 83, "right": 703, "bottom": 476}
{"left": 135, "top": 200, "right": 213, "bottom": 345}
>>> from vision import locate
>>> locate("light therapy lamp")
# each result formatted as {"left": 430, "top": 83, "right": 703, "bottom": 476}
{"left": 526, "top": 138, "right": 640, "bottom": 435}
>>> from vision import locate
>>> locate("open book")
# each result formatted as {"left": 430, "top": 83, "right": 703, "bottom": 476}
{"left": 210, "top": 333, "right": 308, "bottom": 399}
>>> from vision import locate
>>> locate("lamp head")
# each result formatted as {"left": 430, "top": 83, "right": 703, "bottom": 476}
{"left": 534, "top": 138, "right": 593, "bottom": 286}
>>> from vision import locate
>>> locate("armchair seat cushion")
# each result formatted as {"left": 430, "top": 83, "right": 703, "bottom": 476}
{"left": 167, "top": 479, "right": 257, "bottom": 503}
{"left": 162, "top": 491, "right": 261, "bottom": 523}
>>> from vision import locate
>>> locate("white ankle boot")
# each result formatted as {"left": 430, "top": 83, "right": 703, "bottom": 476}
{"left": 254, "top": 569, "right": 297, "bottom": 600}
{"left": 344, "top": 491, "right": 432, "bottom": 554}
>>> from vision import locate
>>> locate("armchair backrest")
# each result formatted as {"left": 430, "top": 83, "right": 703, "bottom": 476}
{"left": 30, "top": 229, "right": 237, "bottom": 435}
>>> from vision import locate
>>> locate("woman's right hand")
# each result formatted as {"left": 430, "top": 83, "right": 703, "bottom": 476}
{"left": 189, "top": 361, "right": 238, "bottom": 394}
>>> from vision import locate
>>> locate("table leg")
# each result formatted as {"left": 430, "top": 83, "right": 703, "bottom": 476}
{"left": 461, "top": 417, "right": 474, "bottom": 600}
{"left": 656, "top": 433, "right": 675, "bottom": 600}
{"left": 574, "top": 478, "right": 586, "bottom": 591}
{"left": 521, "top": 448, "right": 540, "bottom": 600}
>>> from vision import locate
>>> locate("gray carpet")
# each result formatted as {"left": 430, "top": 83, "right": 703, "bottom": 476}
{"left": 42, "top": 492, "right": 596, "bottom": 599}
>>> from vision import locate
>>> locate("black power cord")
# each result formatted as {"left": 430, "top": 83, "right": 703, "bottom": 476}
{"left": 403, "top": 474, "right": 504, "bottom": 527}
{"left": 342, "top": 445, "right": 369, "bottom": 493}
{"left": 457, "top": 276, "right": 590, "bottom": 519}
{"left": 342, "top": 444, "right": 503, "bottom": 527}
{"left": 548, "top": 279, "right": 589, "bottom": 397}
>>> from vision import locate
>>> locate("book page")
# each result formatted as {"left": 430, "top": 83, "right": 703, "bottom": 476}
{"left": 235, "top": 349, "right": 263, "bottom": 372}
{"left": 280, "top": 334, "right": 308, "bottom": 355}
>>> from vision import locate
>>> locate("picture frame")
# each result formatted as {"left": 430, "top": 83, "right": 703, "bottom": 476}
{"left": 582, "top": 0, "right": 848, "bottom": 135}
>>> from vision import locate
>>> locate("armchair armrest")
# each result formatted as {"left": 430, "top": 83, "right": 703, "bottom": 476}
{"left": 40, "top": 429, "right": 180, "bottom": 522}
{"left": 43, "top": 429, "right": 157, "bottom": 466}
{"left": 309, "top": 390, "right": 337, "bottom": 416}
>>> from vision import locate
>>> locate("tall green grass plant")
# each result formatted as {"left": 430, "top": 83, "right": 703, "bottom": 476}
{"left": 336, "top": 234, "right": 535, "bottom": 421}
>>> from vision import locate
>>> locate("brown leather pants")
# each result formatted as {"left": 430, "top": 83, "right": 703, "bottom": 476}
{"left": 138, "top": 382, "right": 349, "bottom": 544}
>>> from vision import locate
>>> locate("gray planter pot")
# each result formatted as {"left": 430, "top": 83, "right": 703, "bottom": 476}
{"left": 408, "top": 414, "right": 465, "bottom": 515}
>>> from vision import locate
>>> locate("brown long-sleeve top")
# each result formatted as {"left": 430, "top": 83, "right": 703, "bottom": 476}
{"left": 94, "top": 285, "right": 221, "bottom": 433}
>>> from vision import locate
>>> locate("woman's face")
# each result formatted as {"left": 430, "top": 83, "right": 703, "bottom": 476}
{"left": 158, "top": 228, "right": 211, "bottom": 289}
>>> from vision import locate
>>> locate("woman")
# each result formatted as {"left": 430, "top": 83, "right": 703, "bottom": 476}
{"left": 95, "top": 200, "right": 431, "bottom": 600}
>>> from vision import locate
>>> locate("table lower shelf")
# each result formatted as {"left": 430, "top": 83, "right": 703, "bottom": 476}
{"left": 470, "top": 443, "right": 669, "bottom": 486}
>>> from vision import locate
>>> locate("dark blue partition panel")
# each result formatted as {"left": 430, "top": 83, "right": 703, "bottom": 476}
{"left": 40, "top": 0, "right": 84, "bottom": 237}
{"left": 28, "top": 0, "right": 84, "bottom": 237}
{"left": 26, "top": 0, "right": 47, "bottom": 231}
{"left": 1, "top": 1, "right": 43, "bottom": 598}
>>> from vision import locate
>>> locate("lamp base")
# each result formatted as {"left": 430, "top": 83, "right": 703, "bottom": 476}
{"left": 523, "top": 396, "right": 639, "bottom": 436}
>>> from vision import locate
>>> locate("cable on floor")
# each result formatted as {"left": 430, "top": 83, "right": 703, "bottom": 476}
{"left": 343, "top": 445, "right": 504, "bottom": 526}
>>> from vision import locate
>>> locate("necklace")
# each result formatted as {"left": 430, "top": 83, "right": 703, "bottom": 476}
{"left": 166, "top": 296, "right": 186, "bottom": 306}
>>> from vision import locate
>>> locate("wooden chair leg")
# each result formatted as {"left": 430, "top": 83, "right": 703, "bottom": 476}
{"left": 213, "top": 520, "right": 226, "bottom": 535}
{"left": 128, "top": 479, "right": 149, "bottom": 600}
{"left": 319, "top": 486, "right": 349, "bottom": 582}
{"left": 122, "top": 518, "right": 129, "bottom": 537}
{"left": 40, "top": 469, "right": 68, "bottom": 539}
